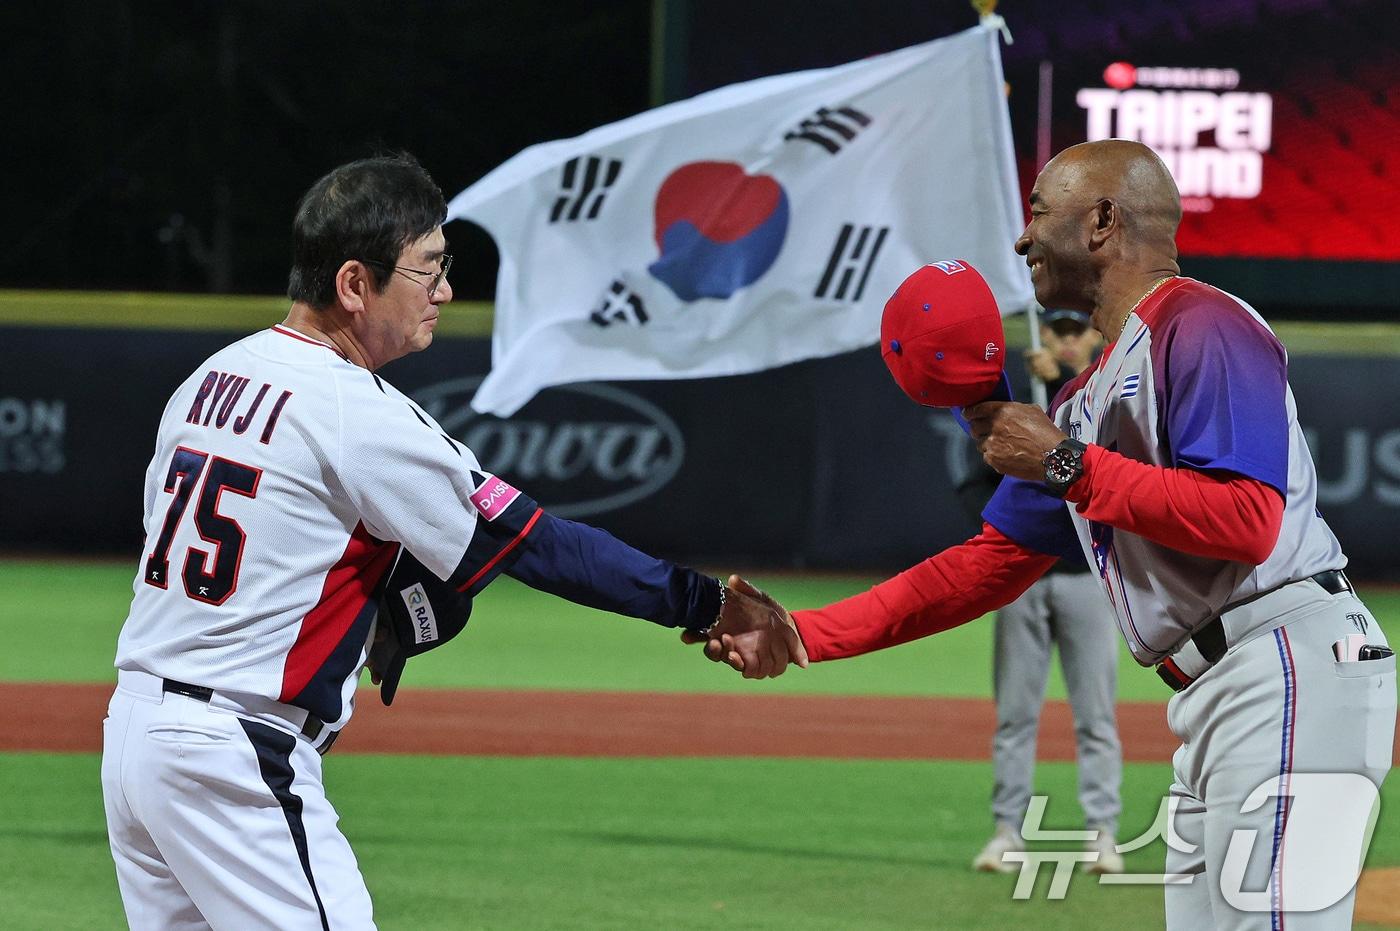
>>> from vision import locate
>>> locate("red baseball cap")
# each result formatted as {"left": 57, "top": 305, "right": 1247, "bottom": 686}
{"left": 880, "top": 259, "right": 1007, "bottom": 408}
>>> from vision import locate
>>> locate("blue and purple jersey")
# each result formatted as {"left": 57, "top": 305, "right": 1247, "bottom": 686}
{"left": 985, "top": 278, "right": 1343, "bottom": 664}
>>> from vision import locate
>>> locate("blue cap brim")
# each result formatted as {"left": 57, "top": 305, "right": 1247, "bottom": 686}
{"left": 950, "top": 371, "right": 1012, "bottom": 436}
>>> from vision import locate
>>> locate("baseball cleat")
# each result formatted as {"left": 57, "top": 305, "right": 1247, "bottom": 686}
{"left": 1082, "top": 828, "right": 1126, "bottom": 874}
{"left": 971, "top": 823, "right": 1024, "bottom": 873}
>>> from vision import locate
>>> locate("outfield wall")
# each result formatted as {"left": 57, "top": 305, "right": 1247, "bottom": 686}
{"left": 2, "top": 293, "right": 1399, "bottom": 577}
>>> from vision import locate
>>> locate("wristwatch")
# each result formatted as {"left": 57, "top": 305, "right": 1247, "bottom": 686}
{"left": 1043, "top": 438, "right": 1089, "bottom": 498}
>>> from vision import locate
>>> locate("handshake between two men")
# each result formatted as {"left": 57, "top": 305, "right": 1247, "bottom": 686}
{"left": 683, "top": 576, "right": 806, "bottom": 679}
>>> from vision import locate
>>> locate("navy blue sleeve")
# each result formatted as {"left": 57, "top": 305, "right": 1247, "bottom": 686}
{"left": 505, "top": 513, "right": 722, "bottom": 629}
{"left": 982, "top": 476, "right": 1085, "bottom": 563}
{"left": 446, "top": 471, "right": 721, "bottom": 630}
{"left": 445, "top": 477, "right": 544, "bottom": 596}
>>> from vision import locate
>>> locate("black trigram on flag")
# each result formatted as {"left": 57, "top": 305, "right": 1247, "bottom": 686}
{"left": 550, "top": 155, "right": 623, "bottom": 223}
{"left": 589, "top": 279, "right": 649, "bottom": 328}
{"left": 783, "top": 106, "right": 872, "bottom": 155}
{"left": 814, "top": 224, "right": 890, "bottom": 301}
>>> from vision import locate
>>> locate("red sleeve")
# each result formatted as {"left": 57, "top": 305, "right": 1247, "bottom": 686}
{"left": 1065, "top": 444, "right": 1283, "bottom": 565}
{"left": 791, "top": 524, "right": 1055, "bottom": 662}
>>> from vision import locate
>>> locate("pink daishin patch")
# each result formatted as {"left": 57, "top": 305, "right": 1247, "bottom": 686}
{"left": 469, "top": 476, "right": 522, "bottom": 521}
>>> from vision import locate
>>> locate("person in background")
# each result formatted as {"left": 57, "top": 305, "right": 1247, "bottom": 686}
{"left": 959, "top": 310, "right": 1125, "bottom": 874}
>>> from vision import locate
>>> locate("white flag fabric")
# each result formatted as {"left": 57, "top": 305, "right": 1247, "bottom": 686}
{"left": 450, "top": 25, "right": 1032, "bottom": 416}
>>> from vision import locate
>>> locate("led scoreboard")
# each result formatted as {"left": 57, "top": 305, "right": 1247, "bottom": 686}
{"left": 1079, "top": 66, "right": 1271, "bottom": 205}
{"left": 1054, "top": 54, "right": 1400, "bottom": 261}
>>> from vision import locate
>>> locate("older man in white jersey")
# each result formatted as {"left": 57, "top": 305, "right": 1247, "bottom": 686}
{"left": 697, "top": 140, "right": 1396, "bottom": 930}
{"left": 103, "top": 153, "right": 799, "bottom": 930}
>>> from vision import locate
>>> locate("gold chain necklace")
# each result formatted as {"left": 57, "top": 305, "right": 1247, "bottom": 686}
{"left": 1118, "top": 276, "right": 1173, "bottom": 336}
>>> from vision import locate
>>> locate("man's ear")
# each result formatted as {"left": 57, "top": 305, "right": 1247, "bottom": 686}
{"left": 335, "top": 260, "right": 374, "bottom": 315}
{"left": 1088, "top": 198, "right": 1118, "bottom": 249}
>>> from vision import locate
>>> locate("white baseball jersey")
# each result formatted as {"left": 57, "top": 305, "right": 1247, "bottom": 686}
{"left": 116, "top": 324, "right": 485, "bottom": 728}
{"left": 986, "top": 278, "right": 1344, "bottom": 665}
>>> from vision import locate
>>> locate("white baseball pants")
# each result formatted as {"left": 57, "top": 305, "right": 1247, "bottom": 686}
{"left": 102, "top": 670, "right": 375, "bottom": 930}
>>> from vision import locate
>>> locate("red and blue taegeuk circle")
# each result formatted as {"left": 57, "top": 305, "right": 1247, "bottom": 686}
{"left": 647, "top": 161, "right": 790, "bottom": 302}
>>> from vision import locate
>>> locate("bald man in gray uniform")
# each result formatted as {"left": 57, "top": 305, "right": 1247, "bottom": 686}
{"left": 702, "top": 141, "right": 1397, "bottom": 930}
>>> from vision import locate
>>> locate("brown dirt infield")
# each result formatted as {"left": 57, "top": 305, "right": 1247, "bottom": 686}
{"left": 1, "top": 682, "right": 1175, "bottom": 759}
{"left": 8, "top": 680, "right": 1400, "bottom": 761}
{"left": 1357, "top": 868, "right": 1400, "bottom": 926}
{"left": 10, "top": 683, "right": 1400, "bottom": 764}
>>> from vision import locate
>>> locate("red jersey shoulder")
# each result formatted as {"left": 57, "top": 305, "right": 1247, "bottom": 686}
{"left": 1137, "top": 278, "right": 1285, "bottom": 359}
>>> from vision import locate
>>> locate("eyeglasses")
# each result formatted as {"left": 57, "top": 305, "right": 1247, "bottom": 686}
{"left": 365, "top": 254, "right": 453, "bottom": 299}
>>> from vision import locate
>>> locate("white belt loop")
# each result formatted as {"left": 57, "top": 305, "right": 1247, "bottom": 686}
{"left": 206, "top": 689, "right": 312, "bottom": 738}
{"left": 1169, "top": 639, "right": 1213, "bottom": 680}
{"left": 116, "top": 668, "right": 167, "bottom": 700}
{"left": 1164, "top": 576, "right": 1340, "bottom": 683}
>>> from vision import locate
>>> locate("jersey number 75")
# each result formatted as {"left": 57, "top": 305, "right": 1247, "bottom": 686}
{"left": 144, "top": 446, "right": 261, "bottom": 605}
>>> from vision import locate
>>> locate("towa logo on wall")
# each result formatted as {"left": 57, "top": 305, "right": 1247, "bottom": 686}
{"left": 0, "top": 397, "right": 65, "bottom": 474}
{"left": 411, "top": 378, "right": 685, "bottom": 518}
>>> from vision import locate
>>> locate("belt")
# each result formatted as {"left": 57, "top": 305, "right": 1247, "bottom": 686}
{"left": 162, "top": 679, "right": 338, "bottom": 755}
{"left": 1156, "top": 570, "right": 1353, "bottom": 692}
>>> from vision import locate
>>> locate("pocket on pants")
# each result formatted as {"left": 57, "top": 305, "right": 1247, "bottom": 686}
{"left": 1333, "top": 655, "right": 1398, "bottom": 773}
{"left": 145, "top": 723, "right": 235, "bottom": 747}
{"left": 1334, "top": 654, "right": 1396, "bottom": 679}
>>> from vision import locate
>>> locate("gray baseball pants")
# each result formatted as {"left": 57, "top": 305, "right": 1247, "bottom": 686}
{"left": 1164, "top": 579, "right": 1395, "bottom": 930}
{"left": 991, "top": 570, "right": 1123, "bottom": 834}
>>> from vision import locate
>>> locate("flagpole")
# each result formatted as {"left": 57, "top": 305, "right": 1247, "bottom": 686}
{"left": 1025, "top": 307, "right": 1047, "bottom": 408}
{"left": 1024, "top": 52, "right": 1053, "bottom": 410}
{"left": 973, "top": 0, "right": 1014, "bottom": 44}
{"left": 650, "top": 0, "right": 691, "bottom": 107}
{"left": 974, "top": 1, "right": 1047, "bottom": 409}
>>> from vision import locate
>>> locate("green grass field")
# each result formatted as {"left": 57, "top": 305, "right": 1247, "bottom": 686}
{"left": 2, "top": 558, "right": 1397, "bottom": 929}
{"left": 4, "top": 559, "right": 1398, "bottom": 701}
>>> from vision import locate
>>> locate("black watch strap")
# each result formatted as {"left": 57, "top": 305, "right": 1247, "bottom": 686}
{"left": 1043, "top": 438, "right": 1089, "bottom": 498}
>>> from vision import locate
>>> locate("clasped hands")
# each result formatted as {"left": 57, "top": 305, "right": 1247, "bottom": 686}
{"left": 680, "top": 575, "right": 807, "bottom": 679}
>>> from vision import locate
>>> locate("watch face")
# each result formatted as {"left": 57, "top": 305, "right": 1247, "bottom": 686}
{"left": 1045, "top": 445, "right": 1083, "bottom": 487}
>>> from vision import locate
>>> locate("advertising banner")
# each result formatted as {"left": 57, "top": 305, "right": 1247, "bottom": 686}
{"left": 3, "top": 327, "right": 1397, "bottom": 578}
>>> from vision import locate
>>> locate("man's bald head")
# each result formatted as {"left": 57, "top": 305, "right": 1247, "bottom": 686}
{"left": 1015, "top": 140, "right": 1184, "bottom": 322}
{"left": 1041, "top": 140, "right": 1182, "bottom": 245}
